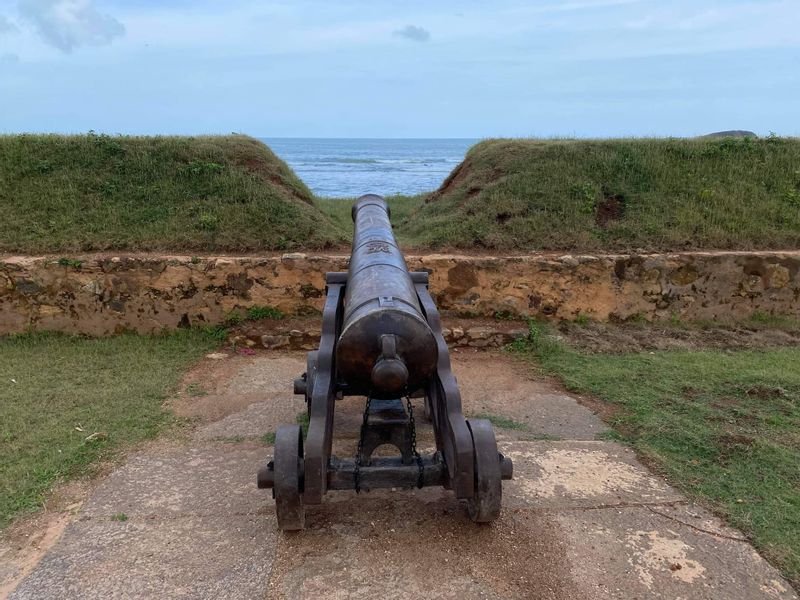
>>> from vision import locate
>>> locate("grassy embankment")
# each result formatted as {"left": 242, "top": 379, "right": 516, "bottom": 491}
{"left": 0, "top": 133, "right": 344, "bottom": 253}
{"left": 0, "top": 330, "right": 223, "bottom": 529}
{"left": 2, "top": 134, "right": 800, "bottom": 254}
{"left": 514, "top": 322, "right": 800, "bottom": 587}
{"left": 398, "top": 136, "right": 800, "bottom": 251}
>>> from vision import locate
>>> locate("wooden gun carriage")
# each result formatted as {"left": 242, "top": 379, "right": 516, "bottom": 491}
{"left": 258, "top": 194, "right": 512, "bottom": 530}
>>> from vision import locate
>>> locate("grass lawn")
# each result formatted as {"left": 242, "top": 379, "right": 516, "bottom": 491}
{"left": 514, "top": 323, "right": 800, "bottom": 588}
{"left": 0, "top": 330, "right": 221, "bottom": 529}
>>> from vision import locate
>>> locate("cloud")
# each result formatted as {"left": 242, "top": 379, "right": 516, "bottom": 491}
{"left": 393, "top": 24, "right": 430, "bottom": 42}
{"left": 0, "top": 14, "right": 19, "bottom": 34}
{"left": 18, "top": 0, "right": 125, "bottom": 53}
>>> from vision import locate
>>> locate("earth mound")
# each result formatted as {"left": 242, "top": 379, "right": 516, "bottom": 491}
{"left": 0, "top": 134, "right": 344, "bottom": 253}
{"left": 397, "top": 137, "right": 800, "bottom": 252}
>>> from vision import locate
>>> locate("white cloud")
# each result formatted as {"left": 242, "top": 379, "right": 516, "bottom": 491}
{"left": 393, "top": 24, "right": 430, "bottom": 42}
{"left": 0, "top": 14, "right": 20, "bottom": 34}
{"left": 18, "top": 0, "right": 125, "bottom": 53}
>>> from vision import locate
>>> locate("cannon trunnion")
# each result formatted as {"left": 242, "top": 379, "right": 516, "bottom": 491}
{"left": 258, "top": 194, "right": 512, "bottom": 530}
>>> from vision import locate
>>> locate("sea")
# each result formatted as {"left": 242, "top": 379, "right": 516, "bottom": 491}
{"left": 262, "top": 138, "right": 478, "bottom": 198}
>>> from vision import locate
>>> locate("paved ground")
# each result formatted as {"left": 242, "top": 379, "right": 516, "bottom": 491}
{"left": 2, "top": 350, "right": 797, "bottom": 599}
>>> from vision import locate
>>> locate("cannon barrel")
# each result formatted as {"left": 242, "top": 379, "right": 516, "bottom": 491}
{"left": 336, "top": 195, "right": 438, "bottom": 397}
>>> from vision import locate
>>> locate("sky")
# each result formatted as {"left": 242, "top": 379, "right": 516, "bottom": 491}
{"left": 0, "top": 0, "right": 798, "bottom": 138}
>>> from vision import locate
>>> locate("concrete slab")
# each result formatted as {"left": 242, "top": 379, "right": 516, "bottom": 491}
{"left": 556, "top": 504, "right": 797, "bottom": 599}
{"left": 79, "top": 445, "right": 269, "bottom": 519}
{"left": 267, "top": 494, "right": 571, "bottom": 600}
{"left": 191, "top": 357, "right": 306, "bottom": 441}
{"left": 454, "top": 351, "right": 610, "bottom": 440}
{"left": 500, "top": 440, "right": 683, "bottom": 509}
{"left": 196, "top": 398, "right": 304, "bottom": 441}
{"left": 9, "top": 515, "right": 275, "bottom": 600}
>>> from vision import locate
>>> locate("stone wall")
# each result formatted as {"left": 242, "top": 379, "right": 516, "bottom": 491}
{"left": 1, "top": 251, "right": 798, "bottom": 335}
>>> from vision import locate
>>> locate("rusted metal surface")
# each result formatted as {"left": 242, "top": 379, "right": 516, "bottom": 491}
{"left": 259, "top": 194, "right": 512, "bottom": 530}
{"left": 327, "top": 455, "right": 446, "bottom": 491}
{"left": 336, "top": 195, "right": 437, "bottom": 398}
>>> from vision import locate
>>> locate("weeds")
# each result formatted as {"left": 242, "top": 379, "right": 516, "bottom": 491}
{"left": 296, "top": 411, "right": 310, "bottom": 438}
{"left": 472, "top": 413, "right": 528, "bottom": 431}
{"left": 185, "top": 382, "right": 208, "bottom": 397}
{"left": 56, "top": 257, "right": 83, "bottom": 269}
{"left": 225, "top": 306, "right": 284, "bottom": 327}
{"left": 247, "top": 305, "right": 284, "bottom": 321}
{"left": 493, "top": 310, "right": 519, "bottom": 321}
{"left": 749, "top": 311, "right": 799, "bottom": 328}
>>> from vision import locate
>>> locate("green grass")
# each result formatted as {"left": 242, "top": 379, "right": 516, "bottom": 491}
{"left": 0, "top": 133, "right": 344, "bottom": 253}
{"left": 316, "top": 194, "right": 425, "bottom": 245}
{"left": 0, "top": 330, "right": 220, "bottom": 529}
{"left": 246, "top": 305, "right": 284, "bottom": 321}
{"left": 399, "top": 136, "right": 800, "bottom": 251}
{"left": 472, "top": 413, "right": 528, "bottom": 431}
{"left": 185, "top": 382, "right": 208, "bottom": 397}
{"left": 748, "top": 311, "right": 800, "bottom": 328}
{"left": 224, "top": 304, "right": 285, "bottom": 327}
{"left": 6, "top": 133, "right": 800, "bottom": 254}
{"left": 296, "top": 411, "right": 310, "bottom": 438}
{"left": 4, "top": 134, "right": 800, "bottom": 253}
{"left": 514, "top": 321, "right": 800, "bottom": 587}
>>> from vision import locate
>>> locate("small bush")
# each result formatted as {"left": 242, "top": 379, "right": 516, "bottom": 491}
{"left": 511, "top": 319, "right": 569, "bottom": 363}
{"left": 224, "top": 311, "right": 244, "bottom": 327}
{"left": 197, "top": 213, "right": 218, "bottom": 231}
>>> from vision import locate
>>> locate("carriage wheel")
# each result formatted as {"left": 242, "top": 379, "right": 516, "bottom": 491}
{"left": 274, "top": 424, "right": 305, "bottom": 531}
{"left": 465, "top": 419, "right": 502, "bottom": 523}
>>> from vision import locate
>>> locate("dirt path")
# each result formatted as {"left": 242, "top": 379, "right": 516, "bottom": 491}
{"left": 3, "top": 350, "right": 796, "bottom": 599}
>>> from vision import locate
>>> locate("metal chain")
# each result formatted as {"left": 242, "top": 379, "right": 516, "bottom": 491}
{"left": 405, "top": 396, "right": 425, "bottom": 489}
{"left": 353, "top": 394, "right": 372, "bottom": 494}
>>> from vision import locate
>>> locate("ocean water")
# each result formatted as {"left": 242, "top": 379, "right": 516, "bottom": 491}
{"left": 262, "top": 138, "right": 477, "bottom": 198}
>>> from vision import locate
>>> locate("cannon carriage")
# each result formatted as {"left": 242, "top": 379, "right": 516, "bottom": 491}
{"left": 258, "top": 194, "right": 512, "bottom": 530}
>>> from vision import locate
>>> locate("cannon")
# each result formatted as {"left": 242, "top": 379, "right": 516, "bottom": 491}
{"left": 258, "top": 194, "right": 512, "bottom": 530}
